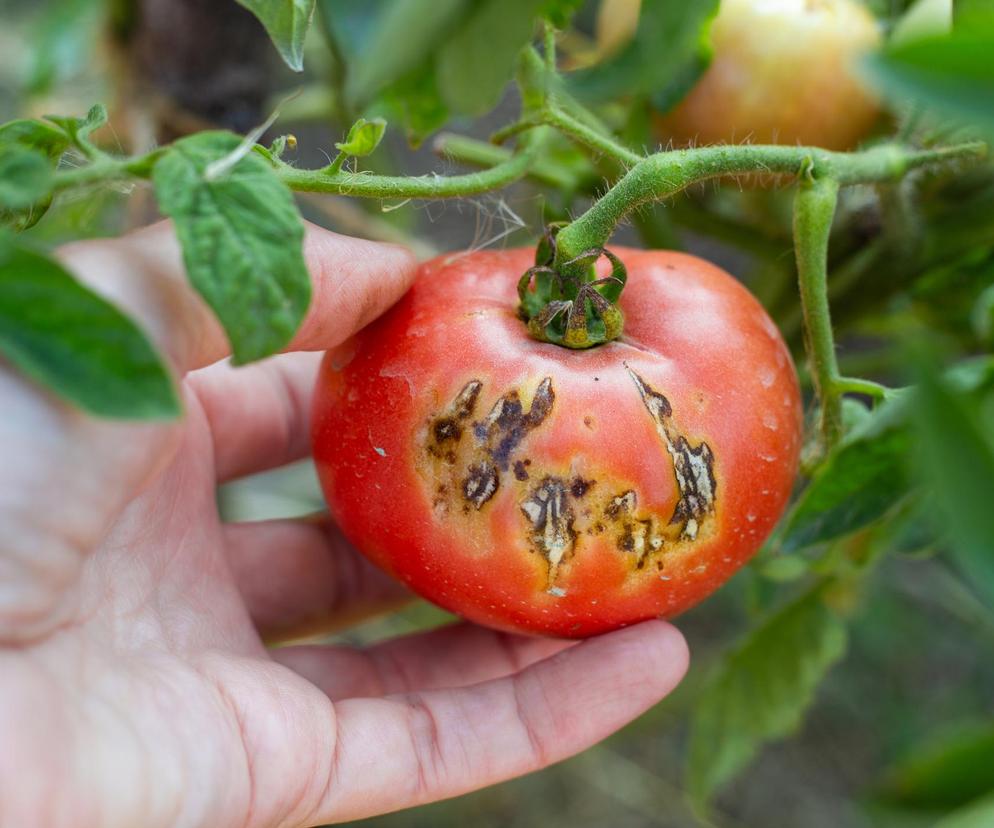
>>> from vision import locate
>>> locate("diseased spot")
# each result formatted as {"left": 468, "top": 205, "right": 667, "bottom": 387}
{"left": 423, "top": 378, "right": 555, "bottom": 516}
{"left": 426, "top": 380, "right": 482, "bottom": 460}
{"left": 475, "top": 378, "right": 555, "bottom": 471}
{"left": 520, "top": 477, "right": 577, "bottom": 584}
{"left": 463, "top": 461, "right": 498, "bottom": 510}
{"left": 433, "top": 418, "right": 461, "bottom": 444}
{"left": 583, "top": 416, "right": 594, "bottom": 429}
{"left": 625, "top": 365, "right": 717, "bottom": 541}
{"left": 602, "top": 489, "right": 666, "bottom": 566}
{"left": 570, "top": 477, "right": 595, "bottom": 498}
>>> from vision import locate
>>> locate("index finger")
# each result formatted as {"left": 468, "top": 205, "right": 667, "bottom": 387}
{"left": 59, "top": 219, "right": 419, "bottom": 375}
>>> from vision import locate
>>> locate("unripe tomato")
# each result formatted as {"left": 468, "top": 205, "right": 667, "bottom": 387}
{"left": 658, "top": 0, "right": 882, "bottom": 151}
{"left": 312, "top": 249, "right": 802, "bottom": 637}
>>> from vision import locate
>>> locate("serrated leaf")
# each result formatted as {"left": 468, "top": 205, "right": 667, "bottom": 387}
{"left": 687, "top": 584, "right": 848, "bottom": 808}
{"left": 864, "top": 28, "right": 994, "bottom": 135}
{"left": 568, "top": 0, "right": 719, "bottom": 105}
{"left": 152, "top": 131, "right": 310, "bottom": 365}
{"left": 911, "top": 358, "right": 994, "bottom": 607}
{"left": 0, "top": 238, "right": 179, "bottom": 419}
{"left": 345, "top": 0, "right": 471, "bottom": 109}
{"left": 436, "top": 0, "right": 547, "bottom": 115}
{"left": 779, "top": 400, "right": 913, "bottom": 554}
{"left": 234, "top": 0, "right": 315, "bottom": 72}
{"left": 875, "top": 722, "right": 994, "bottom": 812}
{"left": 335, "top": 118, "right": 386, "bottom": 157}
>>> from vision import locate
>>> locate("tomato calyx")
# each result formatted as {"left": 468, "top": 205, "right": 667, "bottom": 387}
{"left": 517, "top": 223, "right": 627, "bottom": 349}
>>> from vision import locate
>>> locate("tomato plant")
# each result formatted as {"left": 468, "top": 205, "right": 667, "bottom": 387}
{"left": 657, "top": 0, "right": 883, "bottom": 150}
{"left": 3, "top": 0, "right": 994, "bottom": 823}
{"left": 313, "top": 248, "right": 801, "bottom": 636}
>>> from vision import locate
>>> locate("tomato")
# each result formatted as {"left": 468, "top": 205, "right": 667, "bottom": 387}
{"left": 312, "top": 249, "right": 802, "bottom": 637}
{"left": 657, "top": 0, "right": 882, "bottom": 151}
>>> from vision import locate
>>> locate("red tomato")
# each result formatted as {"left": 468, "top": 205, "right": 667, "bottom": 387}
{"left": 312, "top": 249, "right": 802, "bottom": 637}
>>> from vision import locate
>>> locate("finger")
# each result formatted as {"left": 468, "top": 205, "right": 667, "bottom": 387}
{"left": 59, "top": 220, "right": 418, "bottom": 374}
{"left": 272, "top": 622, "right": 576, "bottom": 699}
{"left": 224, "top": 516, "right": 410, "bottom": 642}
{"left": 304, "top": 620, "right": 689, "bottom": 824}
{"left": 189, "top": 352, "right": 321, "bottom": 482}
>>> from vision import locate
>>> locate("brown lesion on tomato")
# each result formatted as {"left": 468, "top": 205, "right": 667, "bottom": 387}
{"left": 422, "top": 377, "right": 555, "bottom": 515}
{"left": 420, "top": 368, "right": 716, "bottom": 588}
{"left": 426, "top": 380, "right": 482, "bottom": 463}
{"left": 520, "top": 476, "right": 577, "bottom": 582}
{"left": 625, "top": 365, "right": 717, "bottom": 540}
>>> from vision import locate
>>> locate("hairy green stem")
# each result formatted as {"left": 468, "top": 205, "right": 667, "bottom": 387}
{"left": 280, "top": 133, "right": 543, "bottom": 198}
{"left": 49, "top": 132, "right": 547, "bottom": 201}
{"left": 434, "top": 132, "right": 578, "bottom": 190}
{"left": 542, "top": 107, "right": 641, "bottom": 166}
{"left": 553, "top": 142, "right": 986, "bottom": 264}
{"left": 794, "top": 174, "right": 843, "bottom": 451}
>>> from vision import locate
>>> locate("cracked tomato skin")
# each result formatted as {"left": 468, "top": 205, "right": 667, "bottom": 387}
{"left": 312, "top": 248, "right": 802, "bottom": 638}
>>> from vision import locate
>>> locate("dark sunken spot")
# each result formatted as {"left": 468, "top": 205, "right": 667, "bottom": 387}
{"left": 570, "top": 477, "right": 595, "bottom": 498}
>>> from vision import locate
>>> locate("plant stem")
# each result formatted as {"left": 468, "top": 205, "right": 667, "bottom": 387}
{"left": 833, "top": 377, "right": 890, "bottom": 401}
{"left": 433, "top": 132, "right": 578, "bottom": 190}
{"left": 542, "top": 106, "right": 641, "bottom": 166}
{"left": 794, "top": 174, "right": 843, "bottom": 451}
{"left": 281, "top": 131, "right": 545, "bottom": 198}
{"left": 50, "top": 131, "right": 547, "bottom": 202}
{"left": 553, "top": 141, "right": 986, "bottom": 263}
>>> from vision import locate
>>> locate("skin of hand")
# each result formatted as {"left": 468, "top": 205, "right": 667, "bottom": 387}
{"left": 0, "top": 221, "right": 689, "bottom": 828}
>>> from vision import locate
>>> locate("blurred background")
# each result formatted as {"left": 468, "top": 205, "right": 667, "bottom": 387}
{"left": 2, "top": 1, "right": 993, "bottom": 826}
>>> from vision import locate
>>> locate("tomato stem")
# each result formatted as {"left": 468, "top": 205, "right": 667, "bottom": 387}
{"left": 552, "top": 142, "right": 986, "bottom": 266}
{"left": 793, "top": 171, "right": 843, "bottom": 454}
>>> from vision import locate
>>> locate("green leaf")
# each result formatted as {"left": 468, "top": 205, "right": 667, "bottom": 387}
{"left": 0, "top": 118, "right": 71, "bottom": 231}
{"left": 436, "top": 0, "right": 547, "bottom": 115}
{"left": 345, "top": 0, "right": 471, "bottom": 109}
{"left": 383, "top": 66, "right": 450, "bottom": 147}
{"left": 687, "top": 584, "right": 848, "bottom": 808}
{"left": 911, "top": 358, "right": 994, "bottom": 607}
{"left": 0, "top": 238, "right": 179, "bottom": 419}
{"left": 234, "top": 0, "right": 315, "bottom": 72}
{"left": 875, "top": 722, "right": 994, "bottom": 812}
{"left": 0, "top": 119, "right": 70, "bottom": 161}
{"left": 335, "top": 118, "right": 387, "bottom": 157}
{"left": 936, "top": 792, "right": 994, "bottom": 828}
{"left": 567, "top": 0, "right": 720, "bottom": 105}
{"left": 864, "top": 28, "right": 994, "bottom": 135}
{"left": 0, "top": 148, "right": 53, "bottom": 210}
{"left": 44, "top": 103, "right": 108, "bottom": 154}
{"left": 152, "top": 131, "right": 310, "bottom": 365}
{"left": 778, "top": 397, "right": 913, "bottom": 554}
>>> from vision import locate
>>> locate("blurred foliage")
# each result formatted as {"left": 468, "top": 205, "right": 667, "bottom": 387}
{"left": 1, "top": 0, "right": 993, "bottom": 825}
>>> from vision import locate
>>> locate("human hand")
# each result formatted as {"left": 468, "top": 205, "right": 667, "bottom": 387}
{"left": 0, "top": 221, "right": 688, "bottom": 828}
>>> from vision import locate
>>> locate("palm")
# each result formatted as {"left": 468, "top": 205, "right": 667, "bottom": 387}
{"left": 0, "top": 223, "right": 687, "bottom": 828}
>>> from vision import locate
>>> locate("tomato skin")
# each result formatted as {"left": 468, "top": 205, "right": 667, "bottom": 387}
{"left": 658, "top": 0, "right": 882, "bottom": 151}
{"left": 312, "top": 249, "right": 802, "bottom": 638}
